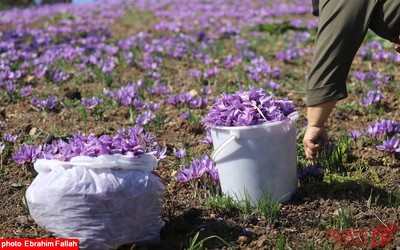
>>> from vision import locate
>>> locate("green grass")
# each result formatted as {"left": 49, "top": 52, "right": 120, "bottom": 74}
{"left": 206, "top": 192, "right": 280, "bottom": 224}
{"left": 184, "top": 231, "right": 232, "bottom": 250}
{"left": 332, "top": 204, "right": 353, "bottom": 230}
{"left": 387, "top": 186, "right": 400, "bottom": 208}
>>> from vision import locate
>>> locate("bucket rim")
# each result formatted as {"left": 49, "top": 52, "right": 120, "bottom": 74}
{"left": 210, "top": 111, "right": 298, "bottom": 131}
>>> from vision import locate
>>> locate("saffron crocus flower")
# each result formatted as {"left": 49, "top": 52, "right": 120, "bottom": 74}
{"left": 101, "top": 57, "right": 116, "bottom": 73}
{"left": 297, "top": 165, "right": 324, "bottom": 181}
{"left": 177, "top": 166, "right": 193, "bottom": 183}
{"left": 3, "top": 133, "right": 18, "bottom": 142}
{"left": 82, "top": 96, "right": 103, "bottom": 109}
{"left": 166, "top": 95, "right": 178, "bottom": 105}
{"left": 136, "top": 111, "right": 156, "bottom": 126}
{"left": 243, "top": 228, "right": 251, "bottom": 236}
{"left": 361, "top": 90, "right": 385, "bottom": 107}
{"left": 376, "top": 136, "right": 400, "bottom": 153}
{"left": 12, "top": 144, "right": 42, "bottom": 165}
{"left": 20, "top": 85, "right": 34, "bottom": 98}
{"left": 353, "top": 71, "right": 368, "bottom": 82}
{"left": 31, "top": 96, "right": 58, "bottom": 111}
{"left": 364, "top": 120, "right": 400, "bottom": 138}
{"left": 173, "top": 148, "right": 186, "bottom": 159}
{"left": 204, "top": 67, "right": 219, "bottom": 79}
{"left": 265, "top": 80, "right": 280, "bottom": 91}
{"left": 152, "top": 145, "right": 167, "bottom": 160}
{"left": 147, "top": 102, "right": 161, "bottom": 112}
{"left": 201, "top": 87, "right": 211, "bottom": 95}
{"left": 200, "top": 129, "right": 213, "bottom": 145}
{"left": 181, "top": 159, "right": 205, "bottom": 180}
{"left": 52, "top": 70, "right": 69, "bottom": 83}
{"left": 348, "top": 130, "right": 361, "bottom": 140}
{"left": 5, "top": 82, "right": 17, "bottom": 93}
{"left": 189, "top": 69, "right": 202, "bottom": 79}
{"left": 223, "top": 54, "right": 241, "bottom": 69}
{"left": 177, "top": 154, "right": 218, "bottom": 183}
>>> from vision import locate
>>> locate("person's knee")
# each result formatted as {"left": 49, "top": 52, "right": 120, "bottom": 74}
{"left": 369, "top": 1, "right": 400, "bottom": 41}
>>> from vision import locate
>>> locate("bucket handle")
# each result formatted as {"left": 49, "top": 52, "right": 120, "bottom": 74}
{"left": 211, "top": 134, "right": 237, "bottom": 162}
{"left": 211, "top": 112, "right": 299, "bottom": 162}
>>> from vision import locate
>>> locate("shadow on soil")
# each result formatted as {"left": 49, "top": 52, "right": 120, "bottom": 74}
{"left": 291, "top": 177, "right": 398, "bottom": 207}
{"left": 119, "top": 208, "right": 242, "bottom": 250}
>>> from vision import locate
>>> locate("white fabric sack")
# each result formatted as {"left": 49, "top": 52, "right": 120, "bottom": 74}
{"left": 26, "top": 153, "right": 164, "bottom": 250}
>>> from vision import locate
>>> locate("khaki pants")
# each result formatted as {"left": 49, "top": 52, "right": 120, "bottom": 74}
{"left": 306, "top": 0, "right": 400, "bottom": 106}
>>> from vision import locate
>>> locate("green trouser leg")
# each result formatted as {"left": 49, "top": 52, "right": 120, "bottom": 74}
{"left": 306, "top": 0, "right": 400, "bottom": 106}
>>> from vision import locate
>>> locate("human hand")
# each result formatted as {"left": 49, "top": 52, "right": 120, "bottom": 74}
{"left": 303, "top": 125, "right": 328, "bottom": 160}
{"left": 391, "top": 35, "right": 400, "bottom": 53}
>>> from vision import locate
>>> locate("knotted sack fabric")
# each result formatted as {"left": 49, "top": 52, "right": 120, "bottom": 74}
{"left": 26, "top": 153, "right": 164, "bottom": 249}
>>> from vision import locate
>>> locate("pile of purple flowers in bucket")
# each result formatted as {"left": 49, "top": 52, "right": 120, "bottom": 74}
{"left": 12, "top": 125, "right": 166, "bottom": 165}
{"left": 202, "top": 86, "right": 297, "bottom": 127}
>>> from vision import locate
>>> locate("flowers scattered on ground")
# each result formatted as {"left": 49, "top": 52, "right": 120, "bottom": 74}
{"left": 376, "top": 136, "right": 400, "bottom": 153}
{"left": 297, "top": 164, "right": 324, "bottom": 184}
{"left": 82, "top": 97, "right": 103, "bottom": 109}
{"left": 177, "top": 154, "right": 220, "bottom": 197}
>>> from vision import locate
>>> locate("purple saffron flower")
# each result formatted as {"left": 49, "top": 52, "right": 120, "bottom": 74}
{"left": 166, "top": 95, "right": 178, "bottom": 105}
{"left": 177, "top": 166, "right": 193, "bottom": 183}
{"left": 361, "top": 90, "right": 385, "bottom": 107}
{"left": 180, "top": 110, "right": 190, "bottom": 120}
{"left": 3, "top": 133, "right": 18, "bottom": 142}
{"left": 83, "top": 134, "right": 112, "bottom": 157}
{"left": 189, "top": 96, "right": 205, "bottom": 109}
{"left": 153, "top": 145, "right": 167, "bottom": 160}
{"left": 203, "top": 87, "right": 296, "bottom": 127}
{"left": 216, "top": 217, "right": 225, "bottom": 222}
{"left": 136, "top": 111, "right": 156, "bottom": 126}
{"left": 189, "top": 69, "right": 202, "bottom": 79}
{"left": 353, "top": 71, "right": 368, "bottom": 82}
{"left": 201, "top": 87, "right": 212, "bottom": 95}
{"left": 297, "top": 165, "right": 324, "bottom": 181}
{"left": 148, "top": 81, "right": 170, "bottom": 95}
{"left": 30, "top": 96, "right": 58, "bottom": 111}
{"left": 101, "top": 57, "right": 116, "bottom": 73}
{"left": 348, "top": 130, "right": 361, "bottom": 140}
{"left": 52, "top": 69, "right": 69, "bottom": 83}
{"left": 173, "top": 148, "right": 186, "bottom": 159}
{"left": 204, "top": 67, "right": 219, "bottom": 79}
{"left": 243, "top": 228, "right": 251, "bottom": 236}
{"left": 12, "top": 144, "right": 42, "bottom": 165}
{"left": 364, "top": 120, "right": 400, "bottom": 138}
{"left": 147, "top": 102, "right": 161, "bottom": 112}
{"left": 5, "top": 82, "right": 17, "bottom": 93}
{"left": 82, "top": 96, "right": 103, "bottom": 109}
{"left": 133, "top": 99, "right": 146, "bottom": 110}
{"left": 20, "top": 85, "right": 34, "bottom": 98}
{"left": 265, "top": 80, "right": 280, "bottom": 91}
{"left": 177, "top": 154, "right": 218, "bottom": 183}
{"left": 200, "top": 129, "right": 213, "bottom": 145}
{"left": 376, "top": 136, "right": 400, "bottom": 153}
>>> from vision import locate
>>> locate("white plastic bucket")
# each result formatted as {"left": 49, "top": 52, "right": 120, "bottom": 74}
{"left": 211, "top": 112, "right": 298, "bottom": 204}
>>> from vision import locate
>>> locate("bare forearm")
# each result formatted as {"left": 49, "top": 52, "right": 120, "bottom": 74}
{"left": 307, "top": 100, "right": 337, "bottom": 127}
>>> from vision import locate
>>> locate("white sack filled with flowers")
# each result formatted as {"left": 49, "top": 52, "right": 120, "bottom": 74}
{"left": 22, "top": 126, "right": 165, "bottom": 250}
